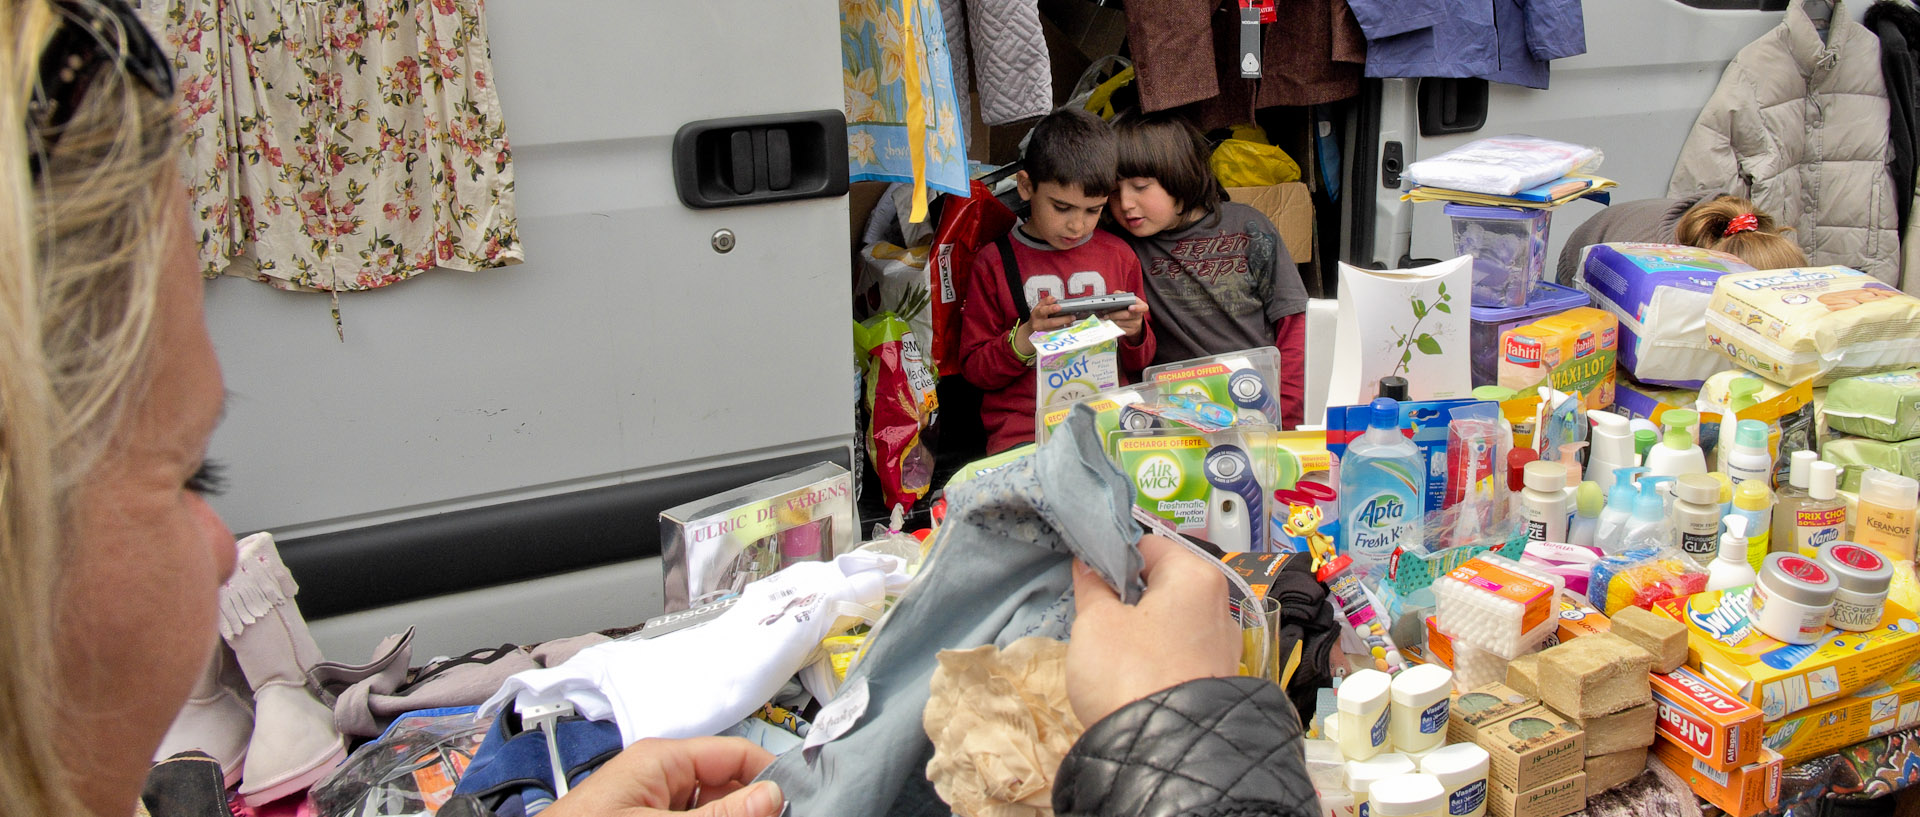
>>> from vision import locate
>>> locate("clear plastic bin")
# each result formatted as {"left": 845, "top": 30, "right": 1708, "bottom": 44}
{"left": 1468, "top": 282, "right": 1589, "bottom": 387}
{"left": 1446, "top": 204, "right": 1553, "bottom": 308}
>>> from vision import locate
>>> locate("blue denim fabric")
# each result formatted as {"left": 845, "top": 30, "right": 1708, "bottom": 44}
{"left": 756, "top": 405, "right": 1146, "bottom": 816}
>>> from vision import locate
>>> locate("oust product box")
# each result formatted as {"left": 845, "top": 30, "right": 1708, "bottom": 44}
{"left": 1650, "top": 666, "right": 1764, "bottom": 771}
{"left": 659, "top": 462, "right": 854, "bottom": 612}
{"left": 1651, "top": 586, "right": 1920, "bottom": 721}
{"left": 1487, "top": 772, "right": 1585, "bottom": 817}
{"left": 1473, "top": 709, "right": 1586, "bottom": 792}
{"left": 1033, "top": 317, "right": 1124, "bottom": 415}
{"left": 1651, "top": 740, "right": 1781, "bottom": 817}
{"left": 1449, "top": 682, "right": 1541, "bottom": 745}
{"left": 1762, "top": 663, "right": 1920, "bottom": 764}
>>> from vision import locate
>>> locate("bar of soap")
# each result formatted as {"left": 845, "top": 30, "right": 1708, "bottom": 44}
{"left": 1584, "top": 746, "right": 1649, "bottom": 795}
{"left": 1608, "top": 605, "right": 1688, "bottom": 674}
{"left": 1538, "top": 633, "right": 1653, "bottom": 719}
{"left": 1556, "top": 700, "right": 1656, "bottom": 756}
{"left": 1506, "top": 653, "right": 1541, "bottom": 698}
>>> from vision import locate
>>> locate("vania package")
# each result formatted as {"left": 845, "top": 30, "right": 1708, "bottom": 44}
{"left": 1704, "top": 267, "right": 1920, "bottom": 385}
{"left": 1578, "top": 243, "right": 1753, "bottom": 387}
{"left": 659, "top": 462, "right": 855, "bottom": 612}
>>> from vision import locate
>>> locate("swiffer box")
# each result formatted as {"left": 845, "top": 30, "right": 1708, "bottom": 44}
{"left": 1651, "top": 741, "right": 1781, "bottom": 817}
{"left": 1762, "top": 663, "right": 1920, "bottom": 764}
{"left": 1651, "top": 586, "right": 1920, "bottom": 721}
{"left": 1650, "top": 666, "right": 1764, "bottom": 771}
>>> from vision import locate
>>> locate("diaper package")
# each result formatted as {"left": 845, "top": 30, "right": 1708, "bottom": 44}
{"left": 1705, "top": 267, "right": 1920, "bottom": 386}
{"left": 1497, "top": 306, "right": 1618, "bottom": 410}
{"left": 1823, "top": 435, "right": 1920, "bottom": 492}
{"left": 1579, "top": 243, "right": 1754, "bottom": 387}
{"left": 1825, "top": 369, "right": 1920, "bottom": 442}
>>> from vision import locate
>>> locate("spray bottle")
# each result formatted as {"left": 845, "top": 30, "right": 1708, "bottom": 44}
{"left": 1644, "top": 410, "right": 1708, "bottom": 478}
{"left": 1588, "top": 412, "right": 1635, "bottom": 496}
{"left": 1706, "top": 516, "right": 1758, "bottom": 591}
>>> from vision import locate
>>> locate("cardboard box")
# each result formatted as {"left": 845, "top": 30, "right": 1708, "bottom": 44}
{"left": 1427, "top": 615, "right": 1455, "bottom": 669}
{"left": 1651, "top": 740, "right": 1781, "bottom": 817}
{"left": 659, "top": 462, "right": 854, "bottom": 612}
{"left": 1224, "top": 182, "right": 1313, "bottom": 263}
{"left": 1543, "top": 597, "right": 1611, "bottom": 647}
{"left": 1651, "top": 666, "right": 1765, "bottom": 772}
{"left": 1762, "top": 663, "right": 1920, "bottom": 764}
{"left": 1450, "top": 682, "right": 1540, "bottom": 745}
{"left": 1488, "top": 772, "right": 1585, "bottom": 817}
{"left": 1651, "top": 586, "right": 1920, "bottom": 720}
{"left": 1475, "top": 710, "right": 1586, "bottom": 792}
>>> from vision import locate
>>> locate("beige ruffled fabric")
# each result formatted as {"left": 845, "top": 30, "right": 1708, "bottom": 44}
{"left": 923, "top": 637, "right": 1085, "bottom": 817}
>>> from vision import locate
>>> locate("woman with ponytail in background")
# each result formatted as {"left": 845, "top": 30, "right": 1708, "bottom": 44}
{"left": 1556, "top": 193, "right": 1810, "bottom": 284}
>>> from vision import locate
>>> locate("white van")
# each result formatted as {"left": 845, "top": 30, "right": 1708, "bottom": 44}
{"left": 203, "top": 0, "right": 1800, "bottom": 659}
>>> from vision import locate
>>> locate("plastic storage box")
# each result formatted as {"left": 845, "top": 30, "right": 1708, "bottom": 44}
{"left": 1446, "top": 203, "right": 1553, "bottom": 308}
{"left": 1469, "top": 282, "right": 1589, "bottom": 386}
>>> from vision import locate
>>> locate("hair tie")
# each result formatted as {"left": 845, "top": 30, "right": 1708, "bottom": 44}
{"left": 1724, "top": 213, "right": 1760, "bottom": 237}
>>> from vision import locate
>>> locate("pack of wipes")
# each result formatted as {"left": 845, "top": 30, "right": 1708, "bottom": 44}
{"left": 1580, "top": 243, "right": 1754, "bottom": 388}
{"left": 1705, "top": 267, "right": 1920, "bottom": 386}
{"left": 1825, "top": 369, "right": 1920, "bottom": 442}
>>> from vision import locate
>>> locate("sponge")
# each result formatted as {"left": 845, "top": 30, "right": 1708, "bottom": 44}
{"left": 1538, "top": 634, "right": 1653, "bottom": 718}
{"left": 1608, "top": 605, "right": 1688, "bottom": 674}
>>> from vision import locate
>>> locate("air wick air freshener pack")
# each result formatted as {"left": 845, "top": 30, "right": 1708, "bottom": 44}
{"left": 1144, "top": 347, "right": 1285, "bottom": 427}
{"left": 1115, "top": 429, "right": 1279, "bottom": 552}
{"left": 1033, "top": 317, "right": 1125, "bottom": 417}
{"left": 1035, "top": 385, "right": 1156, "bottom": 448}
{"left": 659, "top": 462, "right": 854, "bottom": 612}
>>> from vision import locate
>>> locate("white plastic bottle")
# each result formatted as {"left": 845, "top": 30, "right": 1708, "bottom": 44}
{"left": 1388, "top": 664, "right": 1453, "bottom": 754}
{"left": 1421, "top": 743, "right": 1491, "bottom": 817}
{"left": 1794, "top": 462, "right": 1848, "bottom": 557}
{"left": 1707, "top": 516, "right": 1758, "bottom": 591}
{"left": 1521, "top": 461, "right": 1573, "bottom": 543}
{"left": 1772, "top": 450, "right": 1820, "bottom": 553}
{"left": 1672, "top": 474, "right": 1724, "bottom": 560}
{"left": 1340, "top": 399, "right": 1426, "bottom": 583}
{"left": 1644, "top": 409, "right": 1708, "bottom": 479}
{"left": 1724, "top": 419, "right": 1773, "bottom": 486}
{"left": 1587, "top": 411, "right": 1636, "bottom": 496}
{"left": 1338, "top": 669, "right": 1393, "bottom": 761}
{"left": 1569, "top": 481, "right": 1603, "bottom": 549}
{"left": 1594, "top": 466, "right": 1648, "bottom": 546}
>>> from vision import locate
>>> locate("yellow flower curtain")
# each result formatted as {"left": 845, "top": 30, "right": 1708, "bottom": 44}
{"left": 142, "top": 0, "right": 520, "bottom": 293}
{"left": 842, "top": 0, "right": 968, "bottom": 223}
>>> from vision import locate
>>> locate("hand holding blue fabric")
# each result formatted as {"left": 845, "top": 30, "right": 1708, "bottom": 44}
{"left": 540, "top": 736, "right": 782, "bottom": 817}
{"left": 1066, "top": 534, "right": 1242, "bottom": 726}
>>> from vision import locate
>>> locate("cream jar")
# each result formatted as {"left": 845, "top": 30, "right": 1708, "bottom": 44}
{"left": 1817, "top": 542, "right": 1894, "bottom": 632}
{"left": 1751, "top": 553, "right": 1839, "bottom": 644}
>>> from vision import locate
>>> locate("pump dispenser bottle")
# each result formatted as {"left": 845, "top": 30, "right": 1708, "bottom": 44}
{"left": 1588, "top": 412, "right": 1635, "bottom": 495}
{"left": 1595, "top": 466, "right": 1648, "bottom": 545}
{"left": 1707, "top": 516, "right": 1758, "bottom": 591}
{"left": 1621, "top": 476, "right": 1678, "bottom": 552}
{"left": 1570, "top": 481, "right": 1603, "bottom": 549}
{"left": 1645, "top": 410, "right": 1708, "bottom": 478}
{"left": 1772, "top": 451, "right": 1818, "bottom": 552}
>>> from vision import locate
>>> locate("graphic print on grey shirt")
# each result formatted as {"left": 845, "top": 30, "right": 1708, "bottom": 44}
{"left": 1123, "top": 201, "right": 1308, "bottom": 364}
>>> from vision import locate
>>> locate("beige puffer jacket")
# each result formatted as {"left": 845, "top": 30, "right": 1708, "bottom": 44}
{"left": 1669, "top": 0, "right": 1900, "bottom": 286}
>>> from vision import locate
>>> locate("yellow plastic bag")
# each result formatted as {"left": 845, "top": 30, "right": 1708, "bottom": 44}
{"left": 1210, "top": 139, "right": 1301, "bottom": 187}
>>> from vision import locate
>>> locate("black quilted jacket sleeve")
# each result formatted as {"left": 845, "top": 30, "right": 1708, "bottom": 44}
{"left": 1051, "top": 677, "right": 1322, "bottom": 817}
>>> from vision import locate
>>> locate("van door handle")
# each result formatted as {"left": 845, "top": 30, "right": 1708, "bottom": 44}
{"left": 673, "top": 110, "right": 849, "bottom": 209}
{"left": 1417, "top": 78, "right": 1488, "bottom": 136}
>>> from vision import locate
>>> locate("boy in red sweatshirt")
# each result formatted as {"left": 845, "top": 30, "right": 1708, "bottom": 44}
{"left": 958, "top": 108, "right": 1155, "bottom": 453}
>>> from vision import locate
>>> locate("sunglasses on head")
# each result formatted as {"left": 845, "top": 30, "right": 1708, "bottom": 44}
{"left": 26, "top": 0, "right": 173, "bottom": 176}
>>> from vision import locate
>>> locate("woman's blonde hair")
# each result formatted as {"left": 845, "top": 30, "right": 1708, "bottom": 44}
{"left": 1675, "top": 195, "right": 1811, "bottom": 270}
{"left": 0, "top": 0, "right": 180, "bottom": 812}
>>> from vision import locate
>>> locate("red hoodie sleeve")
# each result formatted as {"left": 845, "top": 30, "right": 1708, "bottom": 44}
{"left": 1275, "top": 312, "right": 1306, "bottom": 430}
{"left": 959, "top": 247, "right": 1030, "bottom": 392}
{"left": 1116, "top": 250, "right": 1156, "bottom": 374}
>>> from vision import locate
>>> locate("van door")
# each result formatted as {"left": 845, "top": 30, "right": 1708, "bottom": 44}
{"left": 1348, "top": 0, "right": 1786, "bottom": 272}
{"left": 201, "top": 0, "right": 853, "bottom": 658}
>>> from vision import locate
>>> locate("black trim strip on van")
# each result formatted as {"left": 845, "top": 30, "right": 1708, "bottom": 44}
{"left": 280, "top": 447, "right": 852, "bottom": 619}
{"left": 1676, "top": 0, "right": 1782, "bottom": 9}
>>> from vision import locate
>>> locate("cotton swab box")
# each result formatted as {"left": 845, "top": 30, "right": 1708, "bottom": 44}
{"left": 1434, "top": 554, "right": 1565, "bottom": 658}
{"left": 1450, "top": 640, "right": 1507, "bottom": 691}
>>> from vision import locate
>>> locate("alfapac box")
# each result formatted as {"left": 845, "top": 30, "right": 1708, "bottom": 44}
{"left": 660, "top": 462, "right": 854, "bottom": 612}
{"left": 1651, "top": 666, "right": 1764, "bottom": 772}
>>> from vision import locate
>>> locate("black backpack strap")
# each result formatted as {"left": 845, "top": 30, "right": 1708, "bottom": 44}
{"left": 995, "top": 235, "right": 1030, "bottom": 326}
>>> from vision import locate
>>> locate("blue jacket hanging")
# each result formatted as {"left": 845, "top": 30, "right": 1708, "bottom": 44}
{"left": 1347, "top": 0, "right": 1585, "bottom": 90}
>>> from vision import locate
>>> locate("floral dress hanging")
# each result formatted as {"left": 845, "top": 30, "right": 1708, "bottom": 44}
{"left": 143, "top": 0, "right": 520, "bottom": 292}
